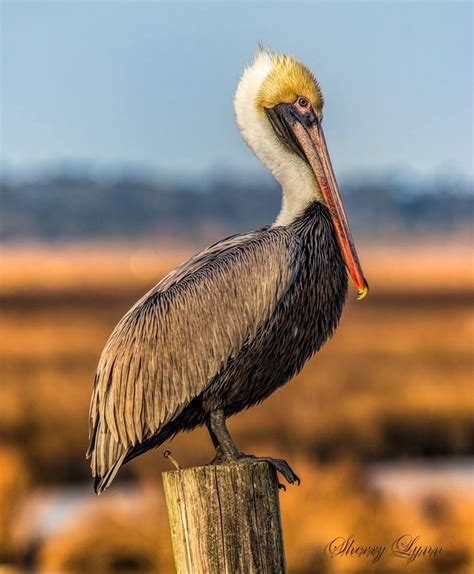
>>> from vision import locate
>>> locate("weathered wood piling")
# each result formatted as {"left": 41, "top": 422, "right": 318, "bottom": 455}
{"left": 162, "top": 461, "right": 286, "bottom": 573}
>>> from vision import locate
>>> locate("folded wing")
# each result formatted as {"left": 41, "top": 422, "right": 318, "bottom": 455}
{"left": 87, "top": 228, "right": 300, "bottom": 489}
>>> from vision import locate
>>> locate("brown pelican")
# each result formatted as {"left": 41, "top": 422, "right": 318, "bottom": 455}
{"left": 87, "top": 48, "right": 368, "bottom": 493}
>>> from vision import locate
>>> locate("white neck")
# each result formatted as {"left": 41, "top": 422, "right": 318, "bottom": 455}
{"left": 234, "top": 51, "right": 323, "bottom": 227}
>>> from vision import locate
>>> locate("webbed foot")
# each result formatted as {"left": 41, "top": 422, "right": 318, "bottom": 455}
{"left": 235, "top": 454, "right": 301, "bottom": 487}
{"left": 208, "top": 446, "right": 228, "bottom": 465}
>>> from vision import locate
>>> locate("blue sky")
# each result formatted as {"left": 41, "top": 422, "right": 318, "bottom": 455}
{"left": 1, "top": 1, "right": 472, "bottom": 179}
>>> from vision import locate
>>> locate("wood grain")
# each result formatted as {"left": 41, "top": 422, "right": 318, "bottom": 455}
{"left": 162, "top": 461, "right": 286, "bottom": 574}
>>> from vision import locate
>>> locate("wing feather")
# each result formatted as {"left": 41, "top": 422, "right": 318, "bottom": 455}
{"left": 88, "top": 228, "right": 300, "bottom": 487}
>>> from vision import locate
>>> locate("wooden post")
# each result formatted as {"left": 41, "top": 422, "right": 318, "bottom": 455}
{"left": 162, "top": 461, "right": 286, "bottom": 574}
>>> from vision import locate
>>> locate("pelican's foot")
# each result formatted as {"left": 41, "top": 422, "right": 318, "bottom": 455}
{"left": 208, "top": 446, "right": 228, "bottom": 466}
{"left": 234, "top": 454, "right": 301, "bottom": 488}
{"left": 208, "top": 453, "right": 228, "bottom": 465}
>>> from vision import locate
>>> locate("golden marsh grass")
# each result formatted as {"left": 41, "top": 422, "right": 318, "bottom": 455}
{"left": 0, "top": 242, "right": 472, "bottom": 573}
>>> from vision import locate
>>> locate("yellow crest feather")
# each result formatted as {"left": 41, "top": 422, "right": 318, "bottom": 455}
{"left": 255, "top": 51, "right": 324, "bottom": 112}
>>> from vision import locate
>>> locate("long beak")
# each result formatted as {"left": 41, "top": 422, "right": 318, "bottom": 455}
{"left": 269, "top": 105, "right": 369, "bottom": 300}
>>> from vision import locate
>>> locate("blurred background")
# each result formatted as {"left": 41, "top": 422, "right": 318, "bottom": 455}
{"left": 1, "top": 1, "right": 473, "bottom": 573}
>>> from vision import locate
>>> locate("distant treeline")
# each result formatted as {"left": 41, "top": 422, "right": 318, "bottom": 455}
{"left": 1, "top": 168, "right": 472, "bottom": 241}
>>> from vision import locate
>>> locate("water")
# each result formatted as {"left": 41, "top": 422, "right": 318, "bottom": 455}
{"left": 369, "top": 457, "right": 474, "bottom": 499}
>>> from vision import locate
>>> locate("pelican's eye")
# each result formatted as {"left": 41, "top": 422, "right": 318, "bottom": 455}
{"left": 297, "top": 97, "right": 309, "bottom": 108}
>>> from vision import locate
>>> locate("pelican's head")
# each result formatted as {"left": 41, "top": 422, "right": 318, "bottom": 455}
{"left": 235, "top": 47, "right": 368, "bottom": 300}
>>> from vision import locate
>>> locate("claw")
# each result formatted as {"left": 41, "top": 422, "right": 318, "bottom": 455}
{"left": 278, "top": 482, "right": 286, "bottom": 491}
{"left": 234, "top": 454, "right": 300, "bottom": 487}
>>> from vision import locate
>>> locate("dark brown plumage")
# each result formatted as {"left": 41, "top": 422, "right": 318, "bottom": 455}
{"left": 87, "top": 203, "right": 347, "bottom": 492}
